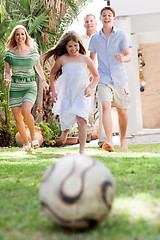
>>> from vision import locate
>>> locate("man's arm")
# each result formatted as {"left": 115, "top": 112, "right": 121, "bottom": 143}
{"left": 90, "top": 52, "right": 97, "bottom": 64}
{"left": 122, "top": 46, "right": 131, "bottom": 62}
{"left": 114, "top": 46, "right": 131, "bottom": 63}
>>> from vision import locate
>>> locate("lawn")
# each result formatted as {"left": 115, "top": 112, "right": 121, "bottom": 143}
{"left": 0, "top": 144, "right": 160, "bottom": 240}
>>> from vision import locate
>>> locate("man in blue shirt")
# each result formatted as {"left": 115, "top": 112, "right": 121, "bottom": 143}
{"left": 88, "top": 6, "right": 131, "bottom": 152}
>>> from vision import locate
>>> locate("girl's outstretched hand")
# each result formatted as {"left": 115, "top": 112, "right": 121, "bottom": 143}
{"left": 84, "top": 86, "right": 92, "bottom": 97}
{"left": 50, "top": 91, "right": 57, "bottom": 103}
{"left": 43, "top": 80, "right": 49, "bottom": 91}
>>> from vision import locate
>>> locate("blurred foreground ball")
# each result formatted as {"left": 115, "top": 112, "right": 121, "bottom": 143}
{"left": 39, "top": 154, "right": 115, "bottom": 228}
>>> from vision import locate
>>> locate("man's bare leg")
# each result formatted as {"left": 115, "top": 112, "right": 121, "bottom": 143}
{"left": 117, "top": 107, "right": 128, "bottom": 150}
{"left": 101, "top": 101, "right": 114, "bottom": 152}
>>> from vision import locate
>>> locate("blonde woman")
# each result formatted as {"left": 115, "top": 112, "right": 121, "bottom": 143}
{"left": 3, "top": 25, "right": 49, "bottom": 151}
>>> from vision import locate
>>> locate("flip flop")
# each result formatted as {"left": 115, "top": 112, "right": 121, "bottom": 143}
{"left": 102, "top": 142, "right": 114, "bottom": 152}
{"left": 22, "top": 143, "right": 31, "bottom": 151}
{"left": 32, "top": 140, "right": 39, "bottom": 149}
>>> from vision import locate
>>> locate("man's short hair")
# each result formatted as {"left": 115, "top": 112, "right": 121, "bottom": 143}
{"left": 100, "top": 7, "right": 115, "bottom": 17}
{"left": 84, "top": 14, "right": 96, "bottom": 22}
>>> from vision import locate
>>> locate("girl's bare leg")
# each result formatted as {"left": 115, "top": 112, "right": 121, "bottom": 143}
{"left": 76, "top": 116, "right": 87, "bottom": 154}
{"left": 59, "top": 129, "right": 69, "bottom": 145}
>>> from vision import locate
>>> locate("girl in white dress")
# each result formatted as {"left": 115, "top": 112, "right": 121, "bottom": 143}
{"left": 43, "top": 31, "right": 99, "bottom": 154}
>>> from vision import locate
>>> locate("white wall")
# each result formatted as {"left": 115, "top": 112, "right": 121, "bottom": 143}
{"left": 138, "top": 31, "right": 160, "bottom": 44}
{"left": 111, "top": 0, "right": 160, "bottom": 16}
{"left": 114, "top": 17, "right": 143, "bottom": 136}
{"left": 130, "top": 13, "right": 160, "bottom": 34}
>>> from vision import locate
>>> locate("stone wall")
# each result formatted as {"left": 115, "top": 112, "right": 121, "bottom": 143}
{"left": 139, "top": 43, "right": 160, "bottom": 128}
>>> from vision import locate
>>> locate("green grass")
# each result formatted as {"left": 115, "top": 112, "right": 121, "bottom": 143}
{"left": 0, "top": 144, "right": 160, "bottom": 240}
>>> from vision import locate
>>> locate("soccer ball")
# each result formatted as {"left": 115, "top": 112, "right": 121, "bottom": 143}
{"left": 39, "top": 154, "right": 115, "bottom": 228}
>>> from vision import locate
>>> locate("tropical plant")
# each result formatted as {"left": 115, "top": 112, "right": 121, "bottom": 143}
{"left": 0, "top": 19, "right": 13, "bottom": 146}
{"left": 36, "top": 121, "right": 56, "bottom": 146}
{"left": 7, "top": 0, "right": 54, "bottom": 52}
{"left": 5, "top": 0, "right": 92, "bottom": 51}
{"left": 50, "top": 0, "right": 93, "bottom": 45}
{"left": 0, "top": 118, "right": 18, "bottom": 147}
{"left": 47, "top": 115, "right": 78, "bottom": 138}
{"left": 47, "top": 115, "right": 62, "bottom": 138}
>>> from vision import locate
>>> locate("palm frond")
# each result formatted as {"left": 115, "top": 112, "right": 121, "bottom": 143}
{"left": 32, "top": 0, "right": 48, "bottom": 16}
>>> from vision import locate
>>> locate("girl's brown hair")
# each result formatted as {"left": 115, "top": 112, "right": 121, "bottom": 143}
{"left": 42, "top": 31, "right": 86, "bottom": 66}
{"left": 42, "top": 31, "right": 86, "bottom": 79}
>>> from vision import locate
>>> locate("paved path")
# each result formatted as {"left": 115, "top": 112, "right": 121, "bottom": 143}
{"left": 64, "top": 135, "right": 120, "bottom": 148}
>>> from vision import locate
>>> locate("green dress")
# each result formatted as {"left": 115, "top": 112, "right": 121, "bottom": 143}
{"left": 4, "top": 49, "right": 39, "bottom": 109}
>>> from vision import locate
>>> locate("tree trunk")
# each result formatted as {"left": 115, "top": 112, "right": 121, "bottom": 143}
{"left": 32, "top": 77, "right": 43, "bottom": 123}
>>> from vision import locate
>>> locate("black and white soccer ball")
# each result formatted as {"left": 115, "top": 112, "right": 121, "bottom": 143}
{"left": 39, "top": 154, "right": 115, "bottom": 228}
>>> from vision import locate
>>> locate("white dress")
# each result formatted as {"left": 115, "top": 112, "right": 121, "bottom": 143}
{"left": 52, "top": 62, "right": 90, "bottom": 131}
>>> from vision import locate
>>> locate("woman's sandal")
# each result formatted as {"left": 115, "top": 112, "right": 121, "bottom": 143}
{"left": 32, "top": 140, "right": 39, "bottom": 149}
{"left": 22, "top": 143, "right": 31, "bottom": 152}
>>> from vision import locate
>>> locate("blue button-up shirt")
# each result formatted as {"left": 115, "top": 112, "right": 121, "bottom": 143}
{"left": 88, "top": 26, "right": 132, "bottom": 87}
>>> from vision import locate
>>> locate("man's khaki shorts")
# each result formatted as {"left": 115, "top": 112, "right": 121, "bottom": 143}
{"left": 98, "top": 81, "right": 130, "bottom": 109}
